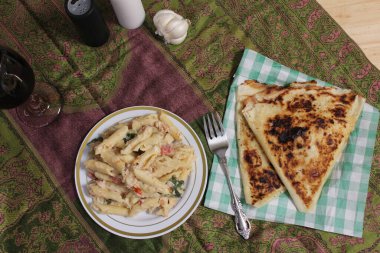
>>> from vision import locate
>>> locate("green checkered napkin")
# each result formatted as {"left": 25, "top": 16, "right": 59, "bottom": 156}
{"left": 204, "top": 48, "right": 379, "bottom": 237}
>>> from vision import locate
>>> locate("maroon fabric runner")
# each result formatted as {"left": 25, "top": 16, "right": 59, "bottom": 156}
{"left": 7, "top": 28, "right": 208, "bottom": 201}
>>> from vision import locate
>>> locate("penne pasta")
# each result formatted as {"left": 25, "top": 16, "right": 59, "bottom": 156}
{"left": 152, "top": 156, "right": 179, "bottom": 177}
{"left": 134, "top": 169, "right": 170, "bottom": 195}
{"left": 158, "top": 112, "right": 182, "bottom": 140}
{"left": 156, "top": 197, "right": 178, "bottom": 217}
{"left": 95, "top": 125, "right": 129, "bottom": 155}
{"left": 134, "top": 133, "right": 164, "bottom": 152}
{"left": 159, "top": 169, "right": 183, "bottom": 182}
{"left": 163, "top": 133, "right": 175, "bottom": 144}
{"left": 95, "top": 180, "right": 127, "bottom": 193}
{"left": 93, "top": 171, "right": 113, "bottom": 182}
{"left": 85, "top": 113, "right": 195, "bottom": 217}
{"left": 92, "top": 202, "right": 130, "bottom": 216}
{"left": 120, "top": 153, "right": 137, "bottom": 164}
{"left": 133, "top": 145, "right": 160, "bottom": 170}
{"left": 120, "top": 126, "right": 154, "bottom": 155}
{"left": 100, "top": 149, "right": 125, "bottom": 173}
{"left": 87, "top": 183, "right": 132, "bottom": 207}
{"left": 85, "top": 160, "right": 118, "bottom": 177}
{"left": 178, "top": 167, "right": 192, "bottom": 181}
{"left": 129, "top": 198, "right": 160, "bottom": 217}
{"left": 131, "top": 114, "right": 158, "bottom": 131}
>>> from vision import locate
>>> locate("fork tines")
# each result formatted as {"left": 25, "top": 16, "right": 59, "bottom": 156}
{"left": 203, "top": 112, "right": 224, "bottom": 139}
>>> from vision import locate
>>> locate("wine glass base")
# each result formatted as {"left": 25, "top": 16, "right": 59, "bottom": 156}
{"left": 16, "top": 82, "right": 62, "bottom": 128}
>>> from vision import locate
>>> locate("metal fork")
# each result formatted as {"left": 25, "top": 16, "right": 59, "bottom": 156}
{"left": 203, "top": 112, "right": 251, "bottom": 239}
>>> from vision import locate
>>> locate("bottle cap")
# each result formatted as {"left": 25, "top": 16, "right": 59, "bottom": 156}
{"left": 66, "top": 0, "right": 91, "bottom": 16}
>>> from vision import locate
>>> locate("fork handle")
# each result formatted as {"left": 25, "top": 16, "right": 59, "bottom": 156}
{"left": 219, "top": 156, "right": 251, "bottom": 239}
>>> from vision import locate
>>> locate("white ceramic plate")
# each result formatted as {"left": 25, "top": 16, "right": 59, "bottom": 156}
{"left": 75, "top": 106, "right": 207, "bottom": 239}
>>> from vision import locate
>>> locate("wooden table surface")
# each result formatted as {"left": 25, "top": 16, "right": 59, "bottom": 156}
{"left": 317, "top": 0, "right": 380, "bottom": 70}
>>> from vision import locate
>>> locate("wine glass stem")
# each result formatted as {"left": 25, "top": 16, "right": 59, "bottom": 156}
{"left": 24, "top": 93, "right": 49, "bottom": 116}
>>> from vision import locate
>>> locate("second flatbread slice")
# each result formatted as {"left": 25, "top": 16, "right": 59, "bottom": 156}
{"left": 237, "top": 80, "right": 285, "bottom": 207}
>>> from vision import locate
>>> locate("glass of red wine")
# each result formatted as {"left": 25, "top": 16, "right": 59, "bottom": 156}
{"left": 0, "top": 46, "right": 62, "bottom": 128}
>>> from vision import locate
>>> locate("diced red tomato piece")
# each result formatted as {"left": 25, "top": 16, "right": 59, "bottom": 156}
{"left": 133, "top": 186, "right": 142, "bottom": 196}
{"left": 137, "top": 200, "right": 143, "bottom": 205}
{"left": 161, "top": 144, "right": 174, "bottom": 156}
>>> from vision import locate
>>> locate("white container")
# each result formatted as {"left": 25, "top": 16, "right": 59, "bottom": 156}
{"left": 110, "top": 0, "right": 145, "bottom": 29}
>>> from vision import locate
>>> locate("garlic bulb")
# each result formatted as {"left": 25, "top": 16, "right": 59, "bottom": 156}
{"left": 153, "top": 10, "right": 190, "bottom": 45}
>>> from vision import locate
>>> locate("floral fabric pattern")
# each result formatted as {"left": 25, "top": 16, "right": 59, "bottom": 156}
{"left": 0, "top": 0, "right": 379, "bottom": 252}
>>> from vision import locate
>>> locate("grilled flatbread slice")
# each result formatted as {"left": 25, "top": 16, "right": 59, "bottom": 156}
{"left": 242, "top": 81, "right": 365, "bottom": 213}
{"left": 237, "top": 80, "right": 285, "bottom": 207}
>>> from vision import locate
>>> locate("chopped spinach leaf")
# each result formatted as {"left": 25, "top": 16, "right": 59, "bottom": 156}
{"left": 169, "top": 176, "right": 185, "bottom": 197}
{"left": 123, "top": 132, "right": 137, "bottom": 143}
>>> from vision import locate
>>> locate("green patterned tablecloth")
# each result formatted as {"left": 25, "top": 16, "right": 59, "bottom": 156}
{"left": 1, "top": 0, "right": 380, "bottom": 252}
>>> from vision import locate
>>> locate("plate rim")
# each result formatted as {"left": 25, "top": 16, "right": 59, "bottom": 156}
{"left": 74, "top": 106, "right": 208, "bottom": 239}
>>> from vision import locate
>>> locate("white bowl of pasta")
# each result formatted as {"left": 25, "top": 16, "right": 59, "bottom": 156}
{"left": 75, "top": 106, "right": 208, "bottom": 239}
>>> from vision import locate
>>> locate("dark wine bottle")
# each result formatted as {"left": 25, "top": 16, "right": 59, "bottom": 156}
{"left": 0, "top": 46, "right": 35, "bottom": 109}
